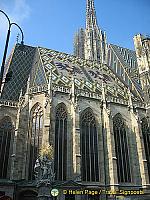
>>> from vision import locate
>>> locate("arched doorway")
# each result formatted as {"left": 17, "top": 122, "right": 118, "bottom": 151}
{"left": 18, "top": 190, "right": 37, "bottom": 200}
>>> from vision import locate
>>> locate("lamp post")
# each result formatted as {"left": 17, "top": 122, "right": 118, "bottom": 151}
{"left": 0, "top": 10, "right": 24, "bottom": 94}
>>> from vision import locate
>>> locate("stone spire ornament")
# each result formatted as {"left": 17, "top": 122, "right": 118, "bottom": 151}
{"left": 85, "top": 0, "right": 107, "bottom": 62}
{"left": 74, "top": 0, "right": 107, "bottom": 63}
{"left": 86, "top": 0, "right": 98, "bottom": 30}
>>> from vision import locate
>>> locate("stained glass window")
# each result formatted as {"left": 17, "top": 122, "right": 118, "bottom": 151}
{"left": 28, "top": 104, "right": 43, "bottom": 180}
{"left": 80, "top": 108, "right": 99, "bottom": 182}
{"left": 113, "top": 114, "right": 131, "bottom": 183}
{"left": 0, "top": 117, "right": 13, "bottom": 178}
{"left": 141, "top": 118, "right": 150, "bottom": 181}
{"left": 54, "top": 103, "right": 67, "bottom": 181}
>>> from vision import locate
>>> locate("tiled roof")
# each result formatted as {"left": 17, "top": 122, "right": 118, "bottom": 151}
{"left": 29, "top": 46, "right": 143, "bottom": 102}
{"left": 1, "top": 44, "right": 36, "bottom": 101}
{"left": 108, "top": 44, "right": 142, "bottom": 94}
{"left": 110, "top": 44, "right": 137, "bottom": 69}
{"left": 1, "top": 44, "right": 144, "bottom": 103}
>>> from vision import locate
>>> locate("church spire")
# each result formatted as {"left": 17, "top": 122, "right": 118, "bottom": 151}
{"left": 86, "top": 0, "right": 98, "bottom": 29}
{"left": 74, "top": 0, "right": 107, "bottom": 63}
{"left": 84, "top": 0, "right": 107, "bottom": 62}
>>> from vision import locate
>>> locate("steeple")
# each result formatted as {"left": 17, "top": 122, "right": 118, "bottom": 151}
{"left": 86, "top": 0, "right": 98, "bottom": 30}
{"left": 84, "top": 0, "right": 107, "bottom": 62}
{"left": 74, "top": 0, "right": 107, "bottom": 63}
{"left": 134, "top": 34, "right": 150, "bottom": 109}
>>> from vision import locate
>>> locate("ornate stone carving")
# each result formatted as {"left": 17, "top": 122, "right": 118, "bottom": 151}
{"left": 34, "top": 145, "right": 55, "bottom": 182}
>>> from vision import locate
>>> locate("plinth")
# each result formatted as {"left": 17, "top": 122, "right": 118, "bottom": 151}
{"left": 37, "top": 180, "right": 52, "bottom": 200}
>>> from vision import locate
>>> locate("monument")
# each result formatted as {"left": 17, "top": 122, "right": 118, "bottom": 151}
{"left": 34, "top": 144, "right": 55, "bottom": 200}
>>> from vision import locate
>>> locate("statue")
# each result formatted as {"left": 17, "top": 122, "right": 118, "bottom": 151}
{"left": 34, "top": 144, "right": 55, "bottom": 182}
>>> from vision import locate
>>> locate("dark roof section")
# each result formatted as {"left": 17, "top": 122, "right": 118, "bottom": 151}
{"left": 110, "top": 44, "right": 137, "bottom": 69}
{"left": 108, "top": 44, "right": 142, "bottom": 93}
{"left": 1, "top": 44, "right": 36, "bottom": 101}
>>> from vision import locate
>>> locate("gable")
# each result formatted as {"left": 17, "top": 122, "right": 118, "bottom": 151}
{"left": 1, "top": 44, "right": 36, "bottom": 101}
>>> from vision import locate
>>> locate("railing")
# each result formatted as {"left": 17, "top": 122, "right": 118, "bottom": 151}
{"left": 29, "top": 85, "right": 48, "bottom": 94}
{"left": 134, "top": 102, "right": 146, "bottom": 109}
{"left": 53, "top": 85, "right": 70, "bottom": 94}
{"left": 76, "top": 89, "right": 101, "bottom": 99}
{"left": 0, "top": 100, "right": 18, "bottom": 107}
{"left": 107, "top": 96, "right": 128, "bottom": 105}
{"left": 27, "top": 84, "right": 145, "bottom": 109}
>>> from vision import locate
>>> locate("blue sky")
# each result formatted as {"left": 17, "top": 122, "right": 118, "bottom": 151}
{"left": 0, "top": 0, "right": 150, "bottom": 64}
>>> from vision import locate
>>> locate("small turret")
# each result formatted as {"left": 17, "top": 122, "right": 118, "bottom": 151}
{"left": 74, "top": 28, "right": 85, "bottom": 59}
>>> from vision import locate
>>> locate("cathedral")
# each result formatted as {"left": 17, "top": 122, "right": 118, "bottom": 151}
{"left": 0, "top": 0, "right": 150, "bottom": 199}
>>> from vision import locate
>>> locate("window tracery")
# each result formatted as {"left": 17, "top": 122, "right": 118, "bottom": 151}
{"left": 0, "top": 117, "right": 13, "bottom": 178}
{"left": 113, "top": 114, "right": 131, "bottom": 183}
{"left": 80, "top": 108, "right": 99, "bottom": 182}
{"left": 54, "top": 103, "right": 67, "bottom": 181}
{"left": 141, "top": 117, "right": 150, "bottom": 181}
{"left": 28, "top": 105, "right": 43, "bottom": 180}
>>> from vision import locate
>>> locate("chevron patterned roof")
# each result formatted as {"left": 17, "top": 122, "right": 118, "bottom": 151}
{"left": 1, "top": 44, "right": 144, "bottom": 104}
{"left": 29, "top": 46, "right": 144, "bottom": 103}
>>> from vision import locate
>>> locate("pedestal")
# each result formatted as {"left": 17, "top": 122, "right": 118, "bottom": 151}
{"left": 37, "top": 181, "right": 52, "bottom": 200}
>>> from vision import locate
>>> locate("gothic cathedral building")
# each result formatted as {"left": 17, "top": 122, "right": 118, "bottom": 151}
{"left": 0, "top": 0, "right": 150, "bottom": 199}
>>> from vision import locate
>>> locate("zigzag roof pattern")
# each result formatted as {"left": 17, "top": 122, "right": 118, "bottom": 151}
{"left": 31, "top": 46, "right": 144, "bottom": 103}
{"left": 1, "top": 44, "right": 144, "bottom": 105}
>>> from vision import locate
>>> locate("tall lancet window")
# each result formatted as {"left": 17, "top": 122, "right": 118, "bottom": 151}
{"left": 28, "top": 104, "right": 43, "bottom": 180}
{"left": 141, "top": 118, "right": 150, "bottom": 181}
{"left": 0, "top": 117, "right": 13, "bottom": 178}
{"left": 54, "top": 103, "right": 67, "bottom": 181}
{"left": 113, "top": 114, "right": 131, "bottom": 183}
{"left": 80, "top": 109, "right": 99, "bottom": 182}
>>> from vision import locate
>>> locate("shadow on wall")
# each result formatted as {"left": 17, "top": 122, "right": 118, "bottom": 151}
{"left": 18, "top": 190, "right": 37, "bottom": 200}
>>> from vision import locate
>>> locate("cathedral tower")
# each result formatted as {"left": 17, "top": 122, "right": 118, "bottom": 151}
{"left": 74, "top": 0, "right": 107, "bottom": 63}
{"left": 134, "top": 34, "right": 150, "bottom": 110}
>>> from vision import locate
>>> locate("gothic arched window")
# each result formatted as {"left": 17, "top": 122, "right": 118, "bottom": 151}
{"left": 54, "top": 103, "right": 67, "bottom": 181}
{"left": 113, "top": 114, "right": 131, "bottom": 183}
{"left": 0, "top": 117, "right": 13, "bottom": 178}
{"left": 80, "top": 109, "right": 99, "bottom": 182}
{"left": 141, "top": 118, "right": 150, "bottom": 181}
{"left": 28, "top": 104, "right": 43, "bottom": 180}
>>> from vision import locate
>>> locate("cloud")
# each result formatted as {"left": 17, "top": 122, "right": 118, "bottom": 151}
{"left": 0, "top": 0, "right": 31, "bottom": 33}
{"left": 11, "top": 0, "right": 31, "bottom": 23}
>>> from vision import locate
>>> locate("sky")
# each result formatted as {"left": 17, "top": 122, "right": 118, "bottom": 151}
{"left": 0, "top": 0, "right": 150, "bottom": 65}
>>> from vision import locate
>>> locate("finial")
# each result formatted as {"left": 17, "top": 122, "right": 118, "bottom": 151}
{"left": 128, "top": 88, "right": 134, "bottom": 112}
{"left": 86, "top": 0, "right": 98, "bottom": 29}
{"left": 16, "top": 33, "right": 20, "bottom": 44}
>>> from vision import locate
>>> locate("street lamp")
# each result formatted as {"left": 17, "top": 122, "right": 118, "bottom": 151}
{"left": 0, "top": 10, "right": 24, "bottom": 94}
